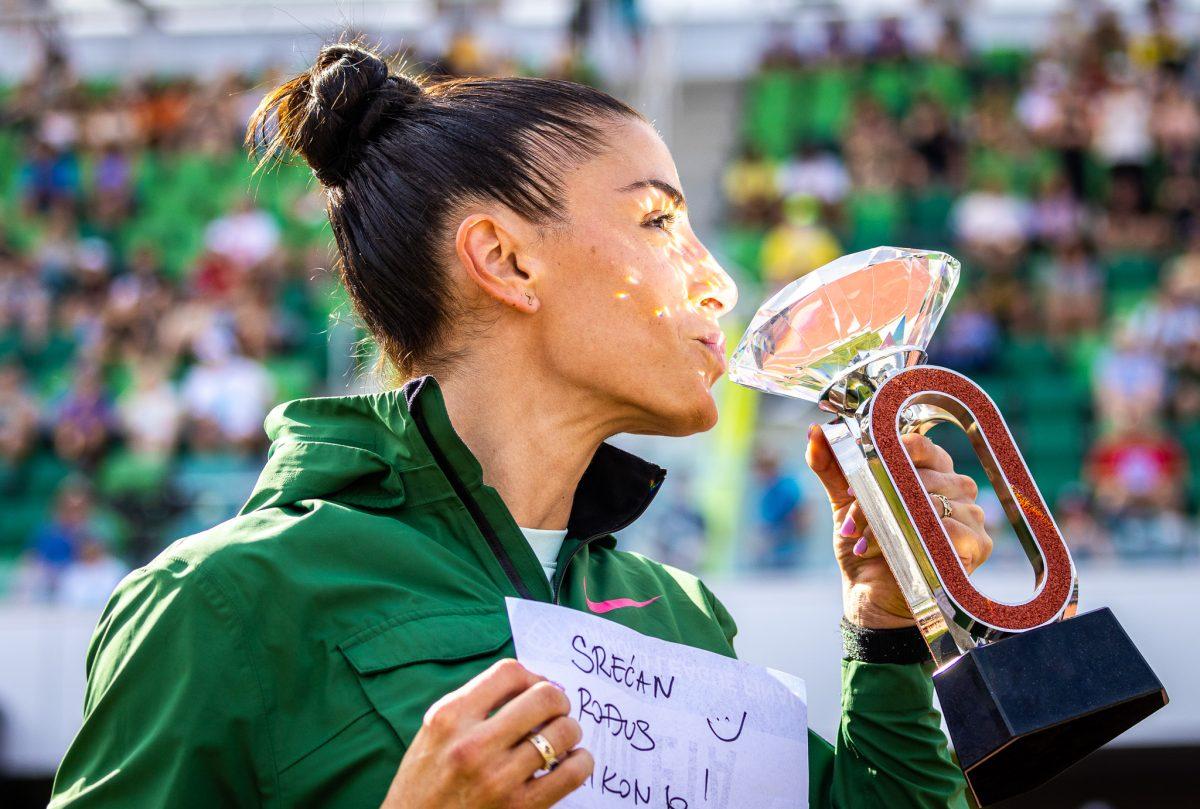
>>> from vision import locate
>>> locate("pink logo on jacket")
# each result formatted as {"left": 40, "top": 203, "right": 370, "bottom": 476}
{"left": 582, "top": 577, "right": 661, "bottom": 614}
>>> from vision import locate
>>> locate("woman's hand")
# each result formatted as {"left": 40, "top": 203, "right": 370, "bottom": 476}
{"left": 805, "top": 425, "right": 994, "bottom": 630}
{"left": 381, "top": 658, "right": 593, "bottom": 809}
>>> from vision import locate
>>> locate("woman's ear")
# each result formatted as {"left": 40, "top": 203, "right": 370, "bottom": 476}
{"left": 454, "top": 213, "right": 541, "bottom": 313}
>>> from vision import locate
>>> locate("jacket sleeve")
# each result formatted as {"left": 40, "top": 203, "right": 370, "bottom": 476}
{"left": 698, "top": 583, "right": 966, "bottom": 809}
{"left": 808, "top": 659, "right": 969, "bottom": 808}
{"left": 49, "top": 558, "right": 272, "bottom": 808}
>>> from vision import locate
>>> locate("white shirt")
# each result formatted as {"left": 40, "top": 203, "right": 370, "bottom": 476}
{"left": 518, "top": 525, "right": 568, "bottom": 582}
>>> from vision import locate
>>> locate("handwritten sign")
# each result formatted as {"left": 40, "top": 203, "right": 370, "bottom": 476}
{"left": 506, "top": 598, "right": 808, "bottom": 809}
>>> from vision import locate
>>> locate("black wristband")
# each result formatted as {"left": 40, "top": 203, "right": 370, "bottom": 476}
{"left": 840, "top": 617, "right": 932, "bottom": 665}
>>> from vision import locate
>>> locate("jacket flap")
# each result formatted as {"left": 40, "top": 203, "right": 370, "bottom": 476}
{"left": 339, "top": 606, "right": 511, "bottom": 675}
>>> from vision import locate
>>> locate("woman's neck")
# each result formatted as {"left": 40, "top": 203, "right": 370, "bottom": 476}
{"left": 435, "top": 368, "right": 622, "bottom": 531}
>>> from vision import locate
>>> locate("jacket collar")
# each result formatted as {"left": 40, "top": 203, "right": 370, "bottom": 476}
{"left": 401, "top": 375, "right": 667, "bottom": 542}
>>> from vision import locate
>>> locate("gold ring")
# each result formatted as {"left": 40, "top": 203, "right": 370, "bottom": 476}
{"left": 526, "top": 732, "right": 560, "bottom": 771}
{"left": 931, "top": 492, "right": 953, "bottom": 519}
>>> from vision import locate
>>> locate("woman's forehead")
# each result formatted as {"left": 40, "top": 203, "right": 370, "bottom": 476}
{"left": 578, "top": 118, "right": 680, "bottom": 196}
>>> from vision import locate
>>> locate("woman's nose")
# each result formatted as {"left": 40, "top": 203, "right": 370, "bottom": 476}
{"left": 688, "top": 246, "right": 739, "bottom": 316}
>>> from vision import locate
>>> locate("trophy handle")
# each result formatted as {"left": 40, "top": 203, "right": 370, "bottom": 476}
{"left": 869, "top": 366, "right": 1079, "bottom": 637}
{"left": 822, "top": 418, "right": 974, "bottom": 666}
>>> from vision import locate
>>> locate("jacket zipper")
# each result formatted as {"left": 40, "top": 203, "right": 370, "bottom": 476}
{"left": 552, "top": 476, "right": 664, "bottom": 605}
{"left": 410, "top": 399, "right": 534, "bottom": 601}
{"left": 553, "top": 532, "right": 606, "bottom": 605}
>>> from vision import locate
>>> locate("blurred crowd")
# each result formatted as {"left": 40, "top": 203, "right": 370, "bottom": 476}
{"left": 0, "top": 56, "right": 341, "bottom": 603}
{"left": 0, "top": 6, "right": 653, "bottom": 604}
{"left": 3, "top": 2, "right": 1198, "bottom": 606}
{"left": 723, "top": 2, "right": 1200, "bottom": 566}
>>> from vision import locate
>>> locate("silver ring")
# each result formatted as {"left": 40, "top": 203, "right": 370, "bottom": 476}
{"left": 931, "top": 492, "right": 953, "bottom": 519}
{"left": 526, "top": 732, "right": 560, "bottom": 771}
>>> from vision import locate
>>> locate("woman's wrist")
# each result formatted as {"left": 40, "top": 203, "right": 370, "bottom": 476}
{"left": 842, "top": 581, "right": 917, "bottom": 630}
{"left": 840, "top": 617, "right": 932, "bottom": 665}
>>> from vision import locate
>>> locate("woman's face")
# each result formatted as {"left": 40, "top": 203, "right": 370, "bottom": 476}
{"left": 529, "top": 118, "right": 739, "bottom": 437}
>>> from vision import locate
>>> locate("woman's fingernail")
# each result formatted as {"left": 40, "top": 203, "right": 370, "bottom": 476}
{"left": 853, "top": 536, "right": 869, "bottom": 556}
{"left": 847, "top": 485, "right": 855, "bottom": 498}
{"left": 839, "top": 514, "right": 856, "bottom": 537}
{"left": 807, "top": 424, "right": 817, "bottom": 439}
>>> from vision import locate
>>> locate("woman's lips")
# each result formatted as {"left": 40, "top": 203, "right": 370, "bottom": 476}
{"left": 695, "top": 334, "right": 727, "bottom": 373}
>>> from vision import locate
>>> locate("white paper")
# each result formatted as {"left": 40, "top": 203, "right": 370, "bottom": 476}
{"left": 506, "top": 598, "right": 808, "bottom": 809}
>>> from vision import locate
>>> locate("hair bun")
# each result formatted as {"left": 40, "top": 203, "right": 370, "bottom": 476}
{"left": 262, "top": 43, "right": 423, "bottom": 186}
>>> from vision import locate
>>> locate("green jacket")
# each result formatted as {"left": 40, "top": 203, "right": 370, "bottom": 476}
{"left": 51, "top": 376, "right": 966, "bottom": 808}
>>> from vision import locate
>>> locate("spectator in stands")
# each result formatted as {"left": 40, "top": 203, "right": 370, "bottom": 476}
{"left": 753, "top": 450, "right": 807, "bottom": 569}
{"left": 1169, "top": 338, "right": 1200, "bottom": 424}
{"left": 760, "top": 195, "right": 842, "bottom": 290}
{"left": 0, "top": 362, "right": 39, "bottom": 464}
{"left": 1131, "top": 0, "right": 1185, "bottom": 70}
{"left": 721, "top": 141, "right": 778, "bottom": 226}
{"left": 1093, "top": 325, "right": 1169, "bottom": 426}
{"left": 1016, "top": 60, "right": 1069, "bottom": 139}
{"left": 31, "top": 202, "right": 80, "bottom": 293}
{"left": 117, "top": 360, "right": 182, "bottom": 455}
{"left": 759, "top": 22, "right": 802, "bottom": 70}
{"left": 1156, "top": 150, "right": 1200, "bottom": 233}
{"left": 1094, "top": 167, "right": 1171, "bottom": 254}
{"left": 20, "top": 140, "right": 79, "bottom": 215}
{"left": 871, "top": 16, "right": 909, "bottom": 61}
{"left": 105, "top": 245, "right": 172, "bottom": 341}
{"left": 180, "top": 326, "right": 275, "bottom": 452}
{"left": 777, "top": 141, "right": 850, "bottom": 207}
{"left": 933, "top": 14, "right": 967, "bottom": 64}
{"left": 1086, "top": 421, "right": 1190, "bottom": 557}
{"left": 1126, "top": 264, "right": 1200, "bottom": 367}
{"left": 56, "top": 536, "right": 129, "bottom": 608}
{"left": 903, "top": 97, "right": 961, "bottom": 183}
{"left": 18, "top": 479, "right": 114, "bottom": 601}
{"left": 1088, "top": 421, "right": 1186, "bottom": 515}
{"left": 203, "top": 196, "right": 282, "bottom": 271}
{"left": 1091, "top": 63, "right": 1154, "bottom": 171}
{"left": 1036, "top": 237, "right": 1104, "bottom": 343}
{"left": 1028, "top": 172, "right": 1087, "bottom": 246}
{"left": 820, "top": 17, "right": 852, "bottom": 63}
{"left": 53, "top": 362, "right": 114, "bottom": 468}
{"left": 951, "top": 173, "right": 1030, "bottom": 258}
{"left": 1, "top": 259, "right": 50, "bottom": 359}
{"left": 928, "top": 290, "right": 1001, "bottom": 374}
{"left": 1151, "top": 72, "right": 1200, "bottom": 162}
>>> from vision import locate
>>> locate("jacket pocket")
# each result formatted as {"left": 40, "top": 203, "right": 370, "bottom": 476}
{"left": 338, "top": 605, "right": 514, "bottom": 748}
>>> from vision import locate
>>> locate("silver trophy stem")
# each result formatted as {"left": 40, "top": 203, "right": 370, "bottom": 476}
{"left": 822, "top": 418, "right": 974, "bottom": 667}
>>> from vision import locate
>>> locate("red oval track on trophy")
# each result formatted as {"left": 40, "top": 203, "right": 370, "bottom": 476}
{"left": 870, "top": 366, "right": 1074, "bottom": 632}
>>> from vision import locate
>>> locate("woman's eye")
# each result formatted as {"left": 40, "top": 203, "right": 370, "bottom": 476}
{"left": 645, "top": 212, "right": 677, "bottom": 231}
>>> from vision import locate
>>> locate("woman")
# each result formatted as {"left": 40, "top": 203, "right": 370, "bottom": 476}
{"left": 51, "top": 45, "right": 990, "bottom": 808}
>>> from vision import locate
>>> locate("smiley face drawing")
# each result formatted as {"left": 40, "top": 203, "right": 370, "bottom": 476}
{"left": 706, "top": 710, "right": 748, "bottom": 742}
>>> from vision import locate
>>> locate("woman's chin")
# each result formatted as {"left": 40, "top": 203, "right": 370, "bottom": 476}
{"left": 659, "top": 385, "right": 720, "bottom": 437}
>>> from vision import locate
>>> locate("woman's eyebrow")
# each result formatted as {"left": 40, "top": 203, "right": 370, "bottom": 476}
{"left": 616, "top": 178, "right": 687, "bottom": 210}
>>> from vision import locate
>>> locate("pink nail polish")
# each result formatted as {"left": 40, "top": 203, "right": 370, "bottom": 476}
{"left": 853, "top": 536, "right": 868, "bottom": 556}
{"left": 839, "top": 514, "right": 856, "bottom": 537}
{"left": 847, "top": 485, "right": 855, "bottom": 498}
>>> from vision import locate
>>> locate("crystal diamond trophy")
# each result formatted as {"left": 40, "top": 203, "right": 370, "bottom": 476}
{"left": 729, "top": 247, "right": 1167, "bottom": 806}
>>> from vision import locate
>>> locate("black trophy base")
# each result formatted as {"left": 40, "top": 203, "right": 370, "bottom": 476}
{"left": 932, "top": 607, "right": 1167, "bottom": 807}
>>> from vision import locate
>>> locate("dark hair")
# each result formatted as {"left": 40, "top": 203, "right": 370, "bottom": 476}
{"left": 248, "top": 43, "right": 644, "bottom": 381}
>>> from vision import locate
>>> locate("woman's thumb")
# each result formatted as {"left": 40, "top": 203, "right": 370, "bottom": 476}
{"left": 804, "top": 423, "right": 853, "bottom": 511}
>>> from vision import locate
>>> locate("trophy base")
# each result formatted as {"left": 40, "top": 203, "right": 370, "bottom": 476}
{"left": 932, "top": 607, "right": 1167, "bottom": 807}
